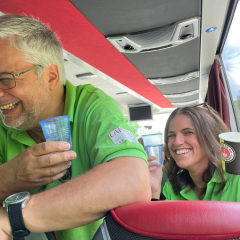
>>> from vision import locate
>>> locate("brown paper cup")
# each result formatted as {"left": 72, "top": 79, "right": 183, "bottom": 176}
{"left": 219, "top": 132, "right": 240, "bottom": 175}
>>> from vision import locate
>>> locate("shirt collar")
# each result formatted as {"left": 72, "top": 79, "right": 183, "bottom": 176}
{"left": 178, "top": 170, "right": 229, "bottom": 200}
{"left": 210, "top": 170, "right": 231, "bottom": 183}
{"left": 63, "top": 80, "right": 76, "bottom": 123}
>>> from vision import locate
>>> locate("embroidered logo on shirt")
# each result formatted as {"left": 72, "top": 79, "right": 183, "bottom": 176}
{"left": 109, "top": 128, "right": 137, "bottom": 145}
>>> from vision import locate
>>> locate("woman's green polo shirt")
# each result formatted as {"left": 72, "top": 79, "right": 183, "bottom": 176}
{"left": 163, "top": 171, "right": 240, "bottom": 201}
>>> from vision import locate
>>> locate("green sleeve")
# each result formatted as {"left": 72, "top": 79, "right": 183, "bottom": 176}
{"left": 84, "top": 97, "right": 147, "bottom": 167}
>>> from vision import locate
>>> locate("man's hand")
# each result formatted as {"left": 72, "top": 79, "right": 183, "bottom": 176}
{"left": 0, "top": 141, "right": 76, "bottom": 201}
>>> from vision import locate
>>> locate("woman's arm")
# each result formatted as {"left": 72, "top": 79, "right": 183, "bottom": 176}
{"left": 148, "top": 156, "right": 164, "bottom": 199}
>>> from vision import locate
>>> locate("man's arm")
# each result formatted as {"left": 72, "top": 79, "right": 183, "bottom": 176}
{"left": 0, "top": 142, "right": 76, "bottom": 202}
{"left": 1, "top": 156, "right": 151, "bottom": 234}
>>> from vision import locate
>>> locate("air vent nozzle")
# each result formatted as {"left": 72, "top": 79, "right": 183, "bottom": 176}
{"left": 107, "top": 18, "right": 200, "bottom": 53}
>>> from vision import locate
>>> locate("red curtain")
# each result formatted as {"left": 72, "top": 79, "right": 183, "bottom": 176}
{"left": 206, "top": 59, "right": 231, "bottom": 130}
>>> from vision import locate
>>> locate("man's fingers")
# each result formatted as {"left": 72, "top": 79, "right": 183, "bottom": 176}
{"left": 31, "top": 169, "right": 70, "bottom": 186}
{"left": 43, "top": 169, "right": 71, "bottom": 185}
{"left": 43, "top": 161, "right": 72, "bottom": 178}
{"left": 30, "top": 141, "right": 72, "bottom": 156}
{"left": 15, "top": 144, "right": 75, "bottom": 185}
{"left": 23, "top": 163, "right": 71, "bottom": 184}
{"left": 35, "top": 150, "right": 76, "bottom": 168}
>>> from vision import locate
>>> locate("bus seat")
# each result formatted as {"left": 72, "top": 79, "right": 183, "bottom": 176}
{"left": 93, "top": 201, "right": 240, "bottom": 240}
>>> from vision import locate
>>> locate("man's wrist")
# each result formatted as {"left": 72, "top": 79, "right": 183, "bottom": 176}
{"left": 2, "top": 192, "right": 31, "bottom": 238}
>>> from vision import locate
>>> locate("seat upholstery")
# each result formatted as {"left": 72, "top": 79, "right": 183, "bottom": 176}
{"left": 93, "top": 201, "right": 240, "bottom": 239}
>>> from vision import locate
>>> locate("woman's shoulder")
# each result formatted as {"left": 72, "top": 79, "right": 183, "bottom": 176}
{"left": 224, "top": 172, "right": 240, "bottom": 182}
{"left": 220, "top": 172, "right": 240, "bottom": 196}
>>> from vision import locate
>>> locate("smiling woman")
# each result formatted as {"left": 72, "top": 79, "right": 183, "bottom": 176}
{"left": 163, "top": 106, "right": 230, "bottom": 199}
{"left": 167, "top": 114, "right": 209, "bottom": 173}
{"left": 148, "top": 105, "right": 240, "bottom": 201}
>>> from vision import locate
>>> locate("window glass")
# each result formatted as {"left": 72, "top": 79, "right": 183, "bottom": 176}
{"left": 222, "top": 0, "right": 240, "bottom": 128}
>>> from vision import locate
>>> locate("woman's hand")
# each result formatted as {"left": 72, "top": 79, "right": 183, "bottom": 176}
{"left": 148, "top": 155, "right": 164, "bottom": 199}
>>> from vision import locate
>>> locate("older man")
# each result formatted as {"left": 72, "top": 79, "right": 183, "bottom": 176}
{"left": 0, "top": 14, "right": 150, "bottom": 240}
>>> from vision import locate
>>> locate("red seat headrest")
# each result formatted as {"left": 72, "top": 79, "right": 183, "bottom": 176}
{"left": 110, "top": 201, "right": 240, "bottom": 239}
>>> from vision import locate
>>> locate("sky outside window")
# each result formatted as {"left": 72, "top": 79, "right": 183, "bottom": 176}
{"left": 222, "top": 0, "right": 240, "bottom": 127}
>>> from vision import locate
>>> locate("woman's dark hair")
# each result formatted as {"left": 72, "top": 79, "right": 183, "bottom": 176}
{"left": 164, "top": 105, "right": 230, "bottom": 195}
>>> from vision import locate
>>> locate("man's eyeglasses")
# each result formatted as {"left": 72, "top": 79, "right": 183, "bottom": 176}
{"left": 0, "top": 65, "right": 42, "bottom": 90}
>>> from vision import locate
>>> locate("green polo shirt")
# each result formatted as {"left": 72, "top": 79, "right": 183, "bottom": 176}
{"left": 0, "top": 81, "right": 147, "bottom": 240}
{"left": 163, "top": 171, "right": 240, "bottom": 201}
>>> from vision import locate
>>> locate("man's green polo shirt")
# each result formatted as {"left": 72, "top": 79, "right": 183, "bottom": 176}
{"left": 0, "top": 81, "right": 147, "bottom": 240}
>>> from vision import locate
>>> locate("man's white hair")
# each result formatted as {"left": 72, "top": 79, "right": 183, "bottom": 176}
{"left": 0, "top": 14, "right": 66, "bottom": 84}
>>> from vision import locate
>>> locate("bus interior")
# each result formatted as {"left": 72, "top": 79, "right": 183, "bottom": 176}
{"left": 1, "top": 0, "right": 240, "bottom": 239}
{"left": 0, "top": 0, "right": 239, "bottom": 134}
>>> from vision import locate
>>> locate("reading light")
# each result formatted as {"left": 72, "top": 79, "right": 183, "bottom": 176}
{"left": 76, "top": 72, "right": 98, "bottom": 80}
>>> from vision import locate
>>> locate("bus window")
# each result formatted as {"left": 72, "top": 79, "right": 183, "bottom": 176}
{"left": 221, "top": 0, "right": 240, "bottom": 129}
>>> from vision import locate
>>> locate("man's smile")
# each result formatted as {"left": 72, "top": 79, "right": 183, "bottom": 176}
{"left": 0, "top": 101, "right": 19, "bottom": 110}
